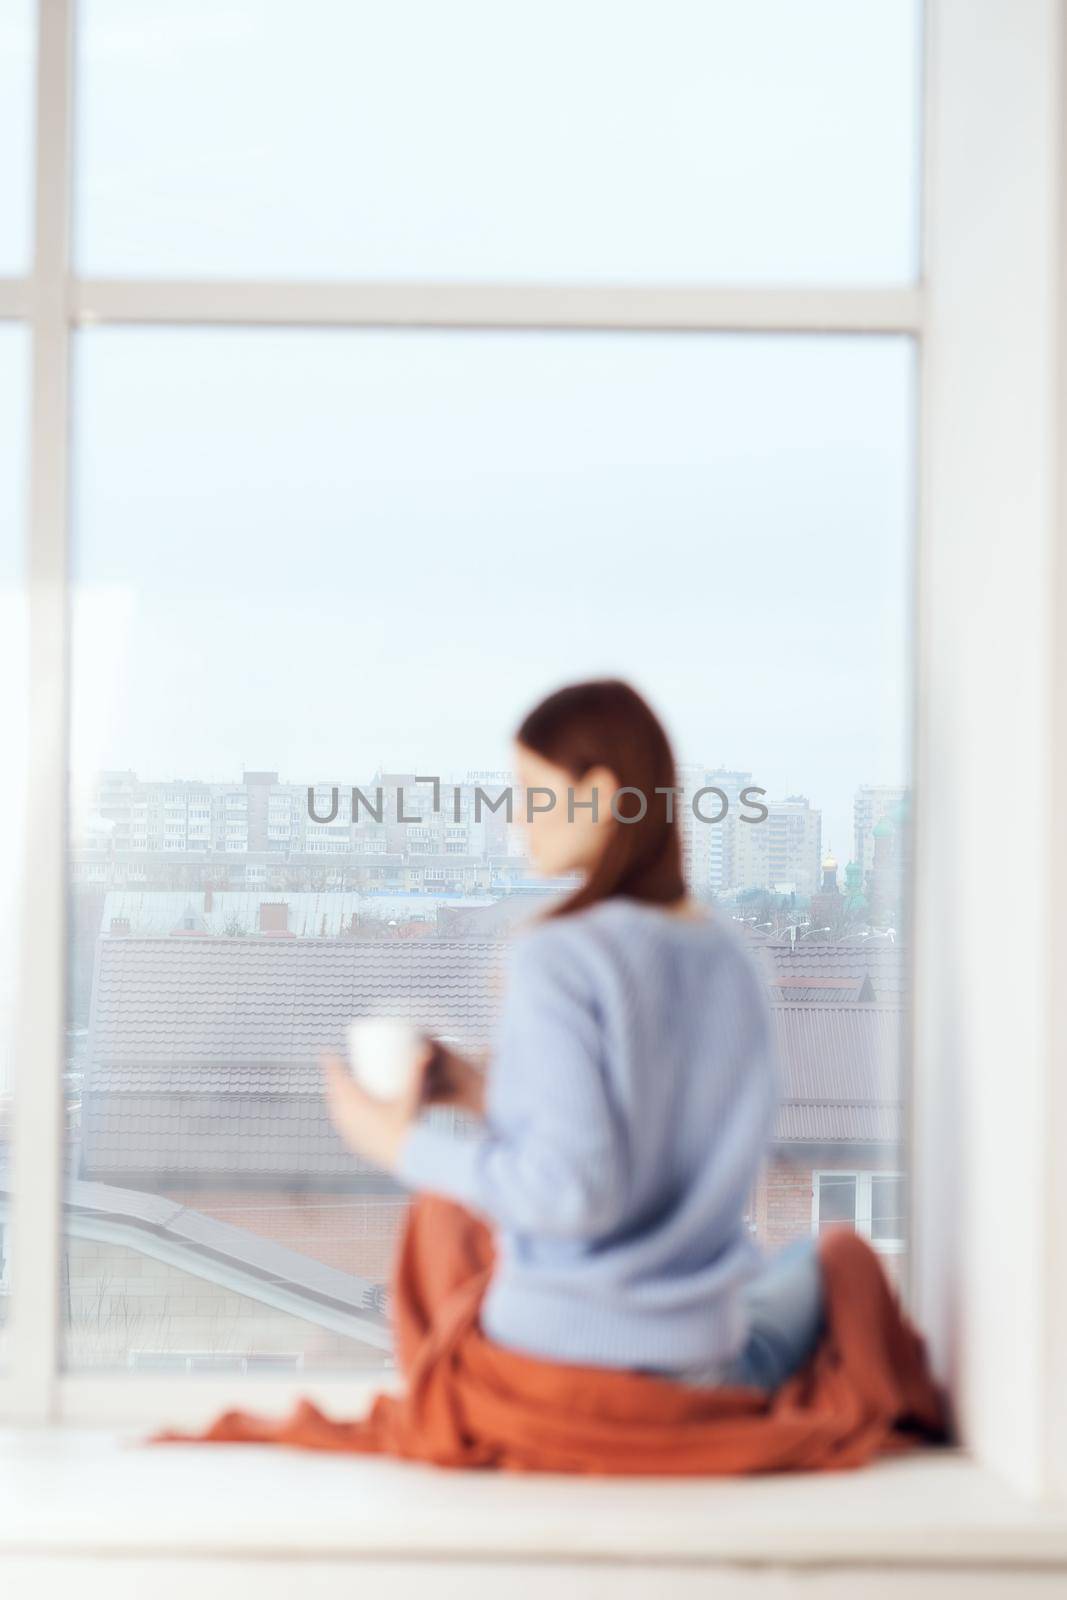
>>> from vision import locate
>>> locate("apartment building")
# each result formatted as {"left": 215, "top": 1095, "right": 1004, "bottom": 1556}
{"left": 83, "top": 768, "right": 831, "bottom": 909}
{"left": 89, "top": 769, "right": 517, "bottom": 868}
{"left": 853, "top": 785, "right": 908, "bottom": 879}
{"left": 675, "top": 766, "right": 752, "bottom": 893}
{"left": 730, "top": 794, "right": 822, "bottom": 896}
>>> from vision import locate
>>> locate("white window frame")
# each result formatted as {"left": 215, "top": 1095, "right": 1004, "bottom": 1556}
{"left": 811, "top": 1170, "right": 906, "bottom": 1255}
{"left": 1, "top": 0, "right": 1066, "bottom": 1503}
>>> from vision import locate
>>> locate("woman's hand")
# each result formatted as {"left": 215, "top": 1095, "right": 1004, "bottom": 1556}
{"left": 320, "top": 1045, "right": 432, "bottom": 1173}
{"left": 423, "top": 1046, "right": 487, "bottom": 1116}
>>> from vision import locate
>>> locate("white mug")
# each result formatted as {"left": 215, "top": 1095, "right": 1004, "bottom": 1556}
{"left": 346, "top": 1018, "right": 424, "bottom": 1100}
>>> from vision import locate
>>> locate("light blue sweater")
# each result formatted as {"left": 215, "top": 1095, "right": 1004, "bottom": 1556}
{"left": 397, "top": 898, "right": 777, "bottom": 1372}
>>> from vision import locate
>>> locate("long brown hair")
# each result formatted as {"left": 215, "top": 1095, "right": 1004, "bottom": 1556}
{"left": 516, "top": 679, "right": 687, "bottom": 917}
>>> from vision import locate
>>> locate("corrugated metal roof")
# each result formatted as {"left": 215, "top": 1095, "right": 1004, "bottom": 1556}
{"left": 773, "top": 1003, "right": 900, "bottom": 1101}
{"left": 101, "top": 891, "right": 368, "bottom": 938}
{"left": 436, "top": 895, "right": 554, "bottom": 938}
{"left": 776, "top": 1102, "right": 902, "bottom": 1143}
{"left": 98, "top": 890, "right": 502, "bottom": 937}
{"left": 772, "top": 1002, "right": 902, "bottom": 1146}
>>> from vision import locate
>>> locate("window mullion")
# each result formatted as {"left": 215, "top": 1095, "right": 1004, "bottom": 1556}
{"left": 68, "top": 278, "right": 923, "bottom": 335}
{"left": 0, "top": 280, "right": 32, "bottom": 319}
{"left": 7, "top": 0, "right": 73, "bottom": 1423}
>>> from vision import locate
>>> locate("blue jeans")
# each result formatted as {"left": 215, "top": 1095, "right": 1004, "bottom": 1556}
{"left": 670, "top": 1237, "right": 826, "bottom": 1392}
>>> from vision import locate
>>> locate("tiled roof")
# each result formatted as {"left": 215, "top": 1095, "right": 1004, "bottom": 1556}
{"left": 770, "top": 983, "right": 867, "bottom": 1004}
{"left": 763, "top": 940, "right": 905, "bottom": 1000}
{"left": 80, "top": 938, "right": 902, "bottom": 1183}
{"left": 81, "top": 937, "right": 503, "bottom": 1183}
{"left": 87, "top": 935, "right": 506, "bottom": 1064}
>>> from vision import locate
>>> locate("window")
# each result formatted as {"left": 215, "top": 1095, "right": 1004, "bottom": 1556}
{"left": 45, "top": 0, "right": 1067, "bottom": 1447}
{"left": 870, "top": 1173, "right": 906, "bottom": 1246}
{"left": 65, "top": 326, "right": 914, "bottom": 1370}
{"left": 0, "top": 326, "right": 30, "bottom": 1366}
{"left": 813, "top": 1173, "right": 858, "bottom": 1232}
{"left": 812, "top": 1171, "right": 906, "bottom": 1255}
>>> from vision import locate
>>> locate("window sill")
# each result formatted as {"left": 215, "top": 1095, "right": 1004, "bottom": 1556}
{"left": 1, "top": 1428, "right": 1065, "bottom": 1571}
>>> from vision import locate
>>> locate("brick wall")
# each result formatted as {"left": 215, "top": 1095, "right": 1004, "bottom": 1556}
{"left": 752, "top": 1156, "right": 815, "bottom": 1250}
{"left": 751, "top": 1154, "right": 907, "bottom": 1289}
{"left": 752, "top": 1154, "right": 894, "bottom": 1251}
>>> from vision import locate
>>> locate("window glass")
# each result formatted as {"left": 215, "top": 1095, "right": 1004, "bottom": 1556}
{"left": 871, "top": 1174, "right": 905, "bottom": 1243}
{"left": 0, "top": 0, "right": 35, "bottom": 273}
{"left": 66, "top": 327, "right": 913, "bottom": 1371}
{"left": 0, "top": 325, "right": 31, "bottom": 1362}
{"left": 816, "top": 1174, "right": 858, "bottom": 1231}
{"left": 75, "top": 0, "right": 922, "bottom": 283}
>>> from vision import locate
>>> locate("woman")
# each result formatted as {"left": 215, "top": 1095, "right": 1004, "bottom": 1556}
{"left": 323, "top": 679, "right": 823, "bottom": 1391}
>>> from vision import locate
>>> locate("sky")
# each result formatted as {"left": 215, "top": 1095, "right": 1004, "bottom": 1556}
{"left": 2, "top": 0, "right": 922, "bottom": 869}
{"left": 68, "top": 327, "right": 915, "bottom": 863}
{"left": 72, "top": 0, "right": 921, "bottom": 282}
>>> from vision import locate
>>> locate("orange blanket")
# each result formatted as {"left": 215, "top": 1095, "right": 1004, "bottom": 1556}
{"left": 156, "top": 1196, "right": 947, "bottom": 1473}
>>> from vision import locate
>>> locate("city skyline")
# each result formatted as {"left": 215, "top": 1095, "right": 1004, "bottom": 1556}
{"left": 81, "top": 762, "right": 907, "bottom": 858}
{"left": 78, "top": 762, "right": 908, "bottom": 906}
